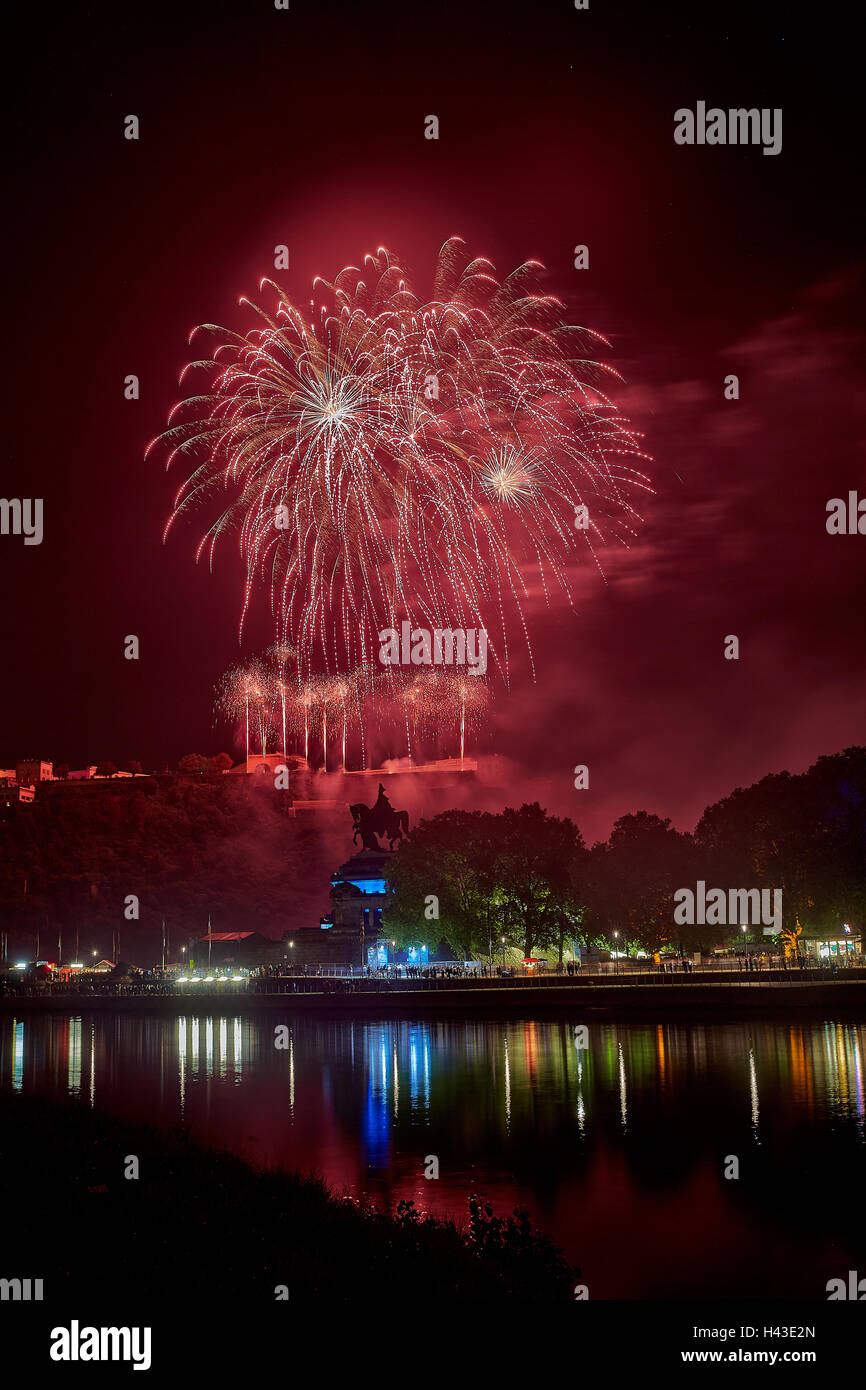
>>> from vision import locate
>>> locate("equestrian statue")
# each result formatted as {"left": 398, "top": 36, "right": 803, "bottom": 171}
{"left": 350, "top": 784, "right": 409, "bottom": 851}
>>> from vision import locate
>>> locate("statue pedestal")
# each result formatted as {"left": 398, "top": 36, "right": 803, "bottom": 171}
{"left": 326, "top": 849, "right": 394, "bottom": 967}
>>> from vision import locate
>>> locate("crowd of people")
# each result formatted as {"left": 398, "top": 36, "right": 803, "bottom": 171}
{"left": 366, "top": 964, "right": 506, "bottom": 980}
{"left": 250, "top": 963, "right": 509, "bottom": 981}
{"left": 1, "top": 952, "right": 859, "bottom": 998}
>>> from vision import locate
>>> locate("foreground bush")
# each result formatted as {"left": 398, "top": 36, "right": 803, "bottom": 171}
{"left": 0, "top": 1094, "right": 578, "bottom": 1302}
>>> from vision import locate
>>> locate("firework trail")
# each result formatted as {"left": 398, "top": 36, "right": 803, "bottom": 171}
{"left": 266, "top": 642, "right": 296, "bottom": 758}
{"left": 310, "top": 674, "right": 347, "bottom": 773}
{"left": 214, "top": 658, "right": 277, "bottom": 764}
{"left": 324, "top": 666, "right": 370, "bottom": 771}
{"left": 410, "top": 668, "right": 489, "bottom": 762}
{"left": 289, "top": 679, "right": 318, "bottom": 765}
{"left": 215, "top": 652, "right": 485, "bottom": 768}
{"left": 269, "top": 664, "right": 372, "bottom": 770}
{"left": 383, "top": 666, "right": 488, "bottom": 763}
{"left": 153, "top": 237, "right": 651, "bottom": 687}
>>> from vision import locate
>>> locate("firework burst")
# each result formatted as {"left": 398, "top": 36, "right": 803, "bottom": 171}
{"left": 478, "top": 442, "right": 541, "bottom": 507}
{"left": 152, "top": 237, "right": 651, "bottom": 689}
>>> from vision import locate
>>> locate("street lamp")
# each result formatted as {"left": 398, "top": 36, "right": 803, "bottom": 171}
{"left": 501, "top": 935, "right": 506, "bottom": 969}
{"left": 613, "top": 930, "right": 619, "bottom": 976}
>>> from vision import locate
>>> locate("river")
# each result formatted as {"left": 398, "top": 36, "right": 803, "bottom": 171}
{"left": 2, "top": 1010, "right": 863, "bottom": 1298}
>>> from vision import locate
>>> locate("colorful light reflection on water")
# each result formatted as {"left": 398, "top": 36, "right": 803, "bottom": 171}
{"left": 2, "top": 1012, "right": 864, "bottom": 1297}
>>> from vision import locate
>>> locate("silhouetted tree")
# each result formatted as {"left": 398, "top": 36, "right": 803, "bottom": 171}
{"left": 177, "top": 754, "right": 208, "bottom": 775}
{"left": 696, "top": 746, "right": 866, "bottom": 934}
{"left": 386, "top": 809, "right": 500, "bottom": 958}
{"left": 584, "top": 813, "right": 696, "bottom": 953}
{"left": 492, "top": 804, "right": 585, "bottom": 959}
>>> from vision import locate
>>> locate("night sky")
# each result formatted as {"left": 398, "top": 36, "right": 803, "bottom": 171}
{"left": 2, "top": 0, "right": 863, "bottom": 841}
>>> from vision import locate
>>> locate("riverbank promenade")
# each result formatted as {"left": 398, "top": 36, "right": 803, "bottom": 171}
{"left": 2, "top": 963, "right": 864, "bottom": 1013}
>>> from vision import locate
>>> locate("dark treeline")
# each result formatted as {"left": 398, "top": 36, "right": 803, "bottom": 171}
{"left": 385, "top": 748, "right": 866, "bottom": 959}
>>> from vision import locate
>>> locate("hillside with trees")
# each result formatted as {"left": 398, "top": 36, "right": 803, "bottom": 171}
{"left": 0, "top": 773, "right": 338, "bottom": 963}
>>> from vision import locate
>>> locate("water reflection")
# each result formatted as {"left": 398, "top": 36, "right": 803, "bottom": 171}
{"left": 11, "top": 1019, "right": 23, "bottom": 1092}
{"left": 749, "top": 1046, "right": 760, "bottom": 1138}
{"left": 2, "top": 1012, "right": 864, "bottom": 1296}
{"left": 67, "top": 1016, "right": 81, "bottom": 1096}
{"left": 4, "top": 1014, "right": 864, "bottom": 1133}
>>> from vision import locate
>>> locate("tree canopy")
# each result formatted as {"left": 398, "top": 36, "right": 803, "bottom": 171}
{"left": 384, "top": 749, "right": 865, "bottom": 960}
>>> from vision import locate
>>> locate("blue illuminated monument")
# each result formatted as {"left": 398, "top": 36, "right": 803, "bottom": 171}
{"left": 320, "top": 786, "right": 409, "bottom": 967}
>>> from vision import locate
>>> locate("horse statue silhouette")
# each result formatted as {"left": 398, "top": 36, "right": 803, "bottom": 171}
{"left": 350, "top": 784, "right": 409, "bottom": 851}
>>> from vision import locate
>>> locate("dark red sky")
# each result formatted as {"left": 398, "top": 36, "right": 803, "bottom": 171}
{"left": 2, "top": 0, "right": 863, "bottom": 840}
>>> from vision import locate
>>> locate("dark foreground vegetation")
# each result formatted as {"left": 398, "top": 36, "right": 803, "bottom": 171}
{"left": 0, "top": 1094, "right": 578, "bottom": 1303}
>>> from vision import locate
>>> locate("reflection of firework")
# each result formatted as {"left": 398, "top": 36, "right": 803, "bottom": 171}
{"left": 154, "top": 237, "right": 651, "bottom": 685}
